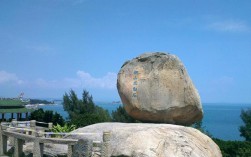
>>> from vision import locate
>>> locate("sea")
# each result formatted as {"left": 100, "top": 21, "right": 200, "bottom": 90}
{"left": 38, "top": 102, "right": 251, "bottom": 141}
{"left": 4, "top": 101, "right": 250, "bottom": 141}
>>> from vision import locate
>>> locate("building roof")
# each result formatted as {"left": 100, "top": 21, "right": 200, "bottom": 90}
{"left": 0, "top": 108, "right": 34, "bottom": 113}
{"left": 0, "top": 99, "right": 28, "bottom": 107}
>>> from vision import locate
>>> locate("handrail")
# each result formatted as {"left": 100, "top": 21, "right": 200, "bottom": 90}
{"left": 4, "top": 125, "right": 101, "bottom": 137}
{"left": 0, "top": 120, "right": 112, "bottom": 157}
{"left": 35, "top": 121, "right": 50, "bottom": 124}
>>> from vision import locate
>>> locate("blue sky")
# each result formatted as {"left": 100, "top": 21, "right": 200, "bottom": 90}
{"left": 0, "top": 0, "right": 251, "bottom": 103}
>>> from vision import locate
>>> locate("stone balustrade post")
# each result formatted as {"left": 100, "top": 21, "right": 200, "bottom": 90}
{"left": 33, "top": 140, "right": 44, "bottom": 157}
{"left": 30, "top": 120, "right": 36, "bottom": 128}
{"left": 30, "top": 120, "right": 36, "bottom": 136}
{"left": 14, "top": 138, "right": 24, "bottom": 157}
{"left": 11, "top": 119, "right": 18, "bottom": 127}
{"left": 0, "top": 124, "right": 8, "bottom": 155}
{"left": 48, "top": 122, "right": 53, "bottom": 130}
{"left": 9, "top": 119, "right": 18, "bottom": 146}
{"left": 33, "top": 130, "right": 44, "bottom": 157}
{"left": 67, "top": 144, "right": 73, "bottom": 157}
{"left": 102, "top": 131, "right": 111, "bottom": 157}
{"left": 73, "top": 139, "right": 92, "bottom": 157}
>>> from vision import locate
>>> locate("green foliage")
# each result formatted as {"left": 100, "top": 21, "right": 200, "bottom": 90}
{"left": 239, "top": 109, "right": 251, "bottom": 141}
{"left": 213, "top": 138, "right": 251, "bottom": 157}
{"left": 52, "top": 112, "right": 65, "bottom": 126}
{"left": 29, "top": 108, "right": 65, "bottom": 126}
{"left": 192, "top": 120, "right": 212, "bottom": 137}
{"left": 52, "top": 123, "right": 76, "bottom": 133}
{"left": 30, "top": 99, "right": 54, "bottom": 104}
{"left": 111, "top": 106, "right": 139, "bottom": 123}
{"left": 63, "top": 89, "right": 111, "bottom": 128}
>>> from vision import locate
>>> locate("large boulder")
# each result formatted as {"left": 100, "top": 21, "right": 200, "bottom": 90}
{"left": 69, "top": 123, "right": 222, "bottom": 157}
{"left": 117, "top": 52, "right": 202, "bottom": 125}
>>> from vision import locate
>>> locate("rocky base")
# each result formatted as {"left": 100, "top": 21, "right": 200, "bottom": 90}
{"left": 70, "top": 123, "right": 222, "bottom": 157}
{"left": 5, "top": 122, "right": 222, "bottom": 157}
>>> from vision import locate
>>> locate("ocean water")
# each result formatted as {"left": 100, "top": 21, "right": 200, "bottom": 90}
{"left": 39, "top": 102, "right": 251, "bottom": 141}
{"left": 202, "top": 103, "right": 251, "bottom": 141}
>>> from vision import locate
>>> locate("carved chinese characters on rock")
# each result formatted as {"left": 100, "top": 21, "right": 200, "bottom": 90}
{"left": 132, "top": 70, "right": 139, "bottom": 98}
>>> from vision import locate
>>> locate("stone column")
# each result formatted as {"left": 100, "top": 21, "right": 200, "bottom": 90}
{"left": 30, "top": 120, "right": 36, "bottom": 136}
{"left": 30, "top": 120, "right": 36, "bottom": 128}
{"left": 14, "top": 138, "right": 24, "bottom": 157}
{"left": 25, "top": 112, "right": 28, "bottom": 120}
{"left": 33, "top": 140, "right": 44, "bottom": 157}
{"left": 33, "top": 131, "right": 44, "bottom": 157}
{"left": 73, "top": 139, "right": 92, "bottom": 156}
{"left": 48, "top": 123, "right": 53, "bottom": 130}
{"left": 102, "top": 131, "right": 111, "bottom": 157}
{"left": 12, "top": 119, "right": 18, "bottom": 127}
{"left": 67, "top": 144, "right": 73, "bottom": 157}
{"left": 9, "top": 119, "right": 18, "bottom": 147}
{"left": 16, "top": 113, "right": 20, "bottom": 121}
{"left": 1, "top": 113, "right": 4, "bottom": 122}
{"left": 0, "top": 125, "right": 8, "bottom": 155}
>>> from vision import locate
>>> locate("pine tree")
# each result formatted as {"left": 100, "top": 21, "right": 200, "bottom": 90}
{"left": 63, "top": 89, "right": 111, "bottom": 127}
{"left": 240, "top": 109, "right": 251, "bottom": 141}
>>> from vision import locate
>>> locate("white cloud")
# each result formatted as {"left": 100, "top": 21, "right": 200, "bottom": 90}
{"left": 207, "top": 20, "right": 250, "bottom": 32}
{"left": 77, "top": 71, "right": 117, "bottom": 89}
{"left": 0, "top": 70, "right": 117, "bottom": 98}
{"left": 33, "top": 71, "right": 117, "bottom": 90}
{"left": 34, "top": 77, "right": 81, "bottom": 89}
{"left": 0, "top": 71, "right": 24, "bottom": 85}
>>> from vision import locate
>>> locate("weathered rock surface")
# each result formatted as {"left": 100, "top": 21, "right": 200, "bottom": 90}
{"left": 23, "top": 143, "right": 68, "bottom": 157}
{"left": 117, "top": 52, "right": 203, "bottom": 125}
{"left": 69, "top": 123, "right": 222, "bottom": 157}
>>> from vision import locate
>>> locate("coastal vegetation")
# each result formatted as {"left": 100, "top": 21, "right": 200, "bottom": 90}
{"left": 213, "top": 138, "right": 251, "bottom": 157}
{"left": 239, "top": 108, "right": 251, "bottom": 141}
{"left": 111, "top": 105, "right": 139, "bottom": 123}
{"left": 192, "top": 109, "right": 251, "bottom": 157}
{"left": 29, "top": 108, "right": 65, "bottom": 126}
{"left": 192, "top": 120, "right": 212, "bottom": 137}
{"left": 63, "top": 89, "right": 111, "bottom": 127}
{"left": 52, "top": 123, "right": 76, "bottom": 133}
{"left": 30, "top": 99, "right": 54, "bottom": 104}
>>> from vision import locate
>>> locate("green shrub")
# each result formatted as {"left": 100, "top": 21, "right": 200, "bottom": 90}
{"left": 111, "top": 105, "right": 139, "bottom": 123}
{"left": 52, "top": 123, "right": 76, "bottom": 133}
{"left": 213, "top": 138, "right": 251, "bottom": 157}
{"left": 63, "top": 89, "right": 111, "bottom": 128}
{"left": 239, "top": 108, "right": 251, "bottom": 141}
{"left": 29, "top": 108, "right": 65, "bottom": 126}
{"left": 192, "top": 120, "right": 212, "bottom": 137}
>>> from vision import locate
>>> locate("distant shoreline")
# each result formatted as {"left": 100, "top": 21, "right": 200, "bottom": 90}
{"left": 30, "top": 99, "right": 54, "bottom": 105}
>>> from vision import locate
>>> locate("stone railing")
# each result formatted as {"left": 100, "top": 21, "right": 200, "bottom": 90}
{"left": 0, "top": 120, "right": 111, "bottom": 157}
